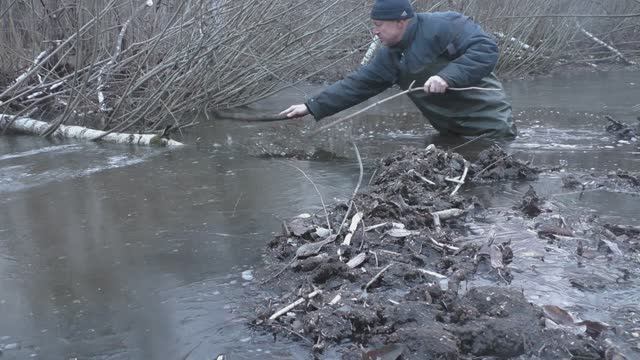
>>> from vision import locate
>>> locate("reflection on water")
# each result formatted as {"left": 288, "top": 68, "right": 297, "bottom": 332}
{"left": 1, "top": 70, "right": 639, "bottom": 359}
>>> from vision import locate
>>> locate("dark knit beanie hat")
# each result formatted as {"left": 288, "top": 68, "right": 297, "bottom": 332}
{"left": 370, "top": 0, "right": 415, "bottom": 20}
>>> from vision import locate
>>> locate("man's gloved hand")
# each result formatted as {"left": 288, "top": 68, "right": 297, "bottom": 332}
{"left": 279, "top": 104, "right": 309, "bottom": 118}
{"left": 423, "top": 75, "right": 449, "bottom": 94}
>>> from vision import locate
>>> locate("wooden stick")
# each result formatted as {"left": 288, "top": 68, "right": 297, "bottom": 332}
{"left": 337, "top": 142, "right": 364, "bottom": 235}
{"left": 310, "top": 81, "right": 419, "bottom": 135}
{"left": 365, "top": 223, "right": 388, "bottom": 232}
{"left": 347, "top": 252, "right": 367, "bottom": 268}
{"left": 310, "top": 83, "right": 501, "bottom": 134}
{"left": 445, "top": 177, "right": 464, "bottom": 184}
{"left": 370, "top": 251, "right": 379, "bottom": 267}
{"left": 289, "top": 164, "right": 331, "bottom": 230}
{"left": 269, "top": 290, "right": 322, "bottom": 320}
{"left": 364, "top": 264, "right": 393, "bottom": 291}
{"left": 329, "top": 294, "right": 341, "bottom": 305}
{"left": 450, "top": 163, "right": 469, "bottom": 196}
{"left": 378, "top": 249, "right": 402, "bottom": 256}
{"left": 342, "top": 211, "right": 364, "bottom": 246}
{"left": 417, "top": 268, "right": 447, "bottom": 279}
{"left": 431, "top": 208, "right": 465, "bottom": 220}
{"left": 448, "top": 87, "right": 502, "bottom": 91}
{"left": 577, "top": 22, "right": 636, "bottom": 65}
{"left": 212, "top": 110, "right": 290, "bottom": 122}
{"left": 432, "top": 213, "right": 442, "bottom": 234}
{"left": 408, "top": 169, "right": 436, "bottom": 185}
{"left": 429, "top": 237, "right": 460, "bottom": 252}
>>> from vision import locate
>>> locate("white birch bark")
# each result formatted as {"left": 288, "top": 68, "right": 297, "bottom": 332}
{"left": 576, "top": 22, "right": 636, "bottom": 65}
{"left": 361, "top": 36, "right": 381, "bottom": 65}
{"left": 494, "top": 32, "right": 534, "bottom": 51}
{"left": 14, "top": 50, "right": 48, "bottom": 85}
{"left": 0, "top": 114, "right": 183, "bottom": 147}
{"left": 97, "top": 1, "right": 154, "bottom": 112}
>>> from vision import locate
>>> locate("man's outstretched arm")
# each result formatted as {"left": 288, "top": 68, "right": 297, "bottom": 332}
{"left": 281, "top": 49, "right": 397, "bottom": 120}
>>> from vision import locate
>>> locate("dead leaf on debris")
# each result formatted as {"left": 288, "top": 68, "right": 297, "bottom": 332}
{"left": 542, "top": 305, "right": 576, "bottom": 326}
{"left": 545, "top": 318, "right": 587, "bottom": 335}
{"left": 289, "top": 218, "right": 315, "bottom": 237}
{"left": 543, "top": 305, "right": 612, "bottom": 339}
{"left": 296, "top": 235, "right": 336, "bottom": 258}
{"left": 387, "top": 228, "right": 416, "bottom": 238}
{"left": 576, "top": 320, "right": 611, "bottom": 339}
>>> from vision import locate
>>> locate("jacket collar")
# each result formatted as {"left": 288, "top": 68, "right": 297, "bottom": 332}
{"left": 393, "top": 17, "right": 417, "bottom": 50}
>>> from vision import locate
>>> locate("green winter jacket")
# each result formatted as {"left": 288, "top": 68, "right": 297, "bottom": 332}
{"left": 305, "top": 12, "right": 516, "bottom": 138}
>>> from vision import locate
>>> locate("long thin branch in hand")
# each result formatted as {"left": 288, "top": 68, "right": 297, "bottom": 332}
{"left": 310, "top": 81, "right": 419, "bottom": 135}
{"left": 310, "top": 83, "right": 501, "bottom": 135}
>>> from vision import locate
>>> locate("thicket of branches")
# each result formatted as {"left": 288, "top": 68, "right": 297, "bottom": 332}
{"left": 0, "top": 0, "right": 638, "bottom": 136}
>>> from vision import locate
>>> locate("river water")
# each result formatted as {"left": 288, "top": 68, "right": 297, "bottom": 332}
{"left": 0, "top": 70, "right": 639, "bottom": 359}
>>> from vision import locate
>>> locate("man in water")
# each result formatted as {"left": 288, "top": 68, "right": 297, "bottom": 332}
{"left": 280, "top": 0, "right": 516, "bottom": 138}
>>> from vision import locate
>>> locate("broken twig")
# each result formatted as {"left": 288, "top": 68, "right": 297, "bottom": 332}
{"left": 431, "top": 208, "right": 465, "bottom": 220}
{"left": 408, "top": 169, "right": 436, "bottom": 185}
{"left": 429, "top": 237, "right": 460, "bottom": 252}
{"left": 269, "top": 289, "right": 322, "bottom": 320}
{"left": 364, "top": 263, "right": 393, "bottom": 291}
{"left": 289, "top": 164, "right": 331, "bottom": 230}
{"left": 342, "top": 211, "right": 364, "bottom": 246}
{"left": 347, "top": 252, "right": 367, "bottom": 268}
{"left": 337, "top": 142, "right": 364, "bottom": 235}
{"left": 450, "top": 162, "right": 469, "bottom": 196}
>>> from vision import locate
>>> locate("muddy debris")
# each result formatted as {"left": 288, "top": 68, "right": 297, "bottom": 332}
{"left": 558, "top": 170, "right": 640, "bottom": 193}
{"left": 604, "top": 115, "right": 639, "bottom": 141}
{"left": 518, "top": 185, "right": 544, "bottom": 217}
{"left": 471, "top": 145, "right": 541, "bottom": 182}
{"left": 252, "top": 145, "right": 618, "bottom": 359}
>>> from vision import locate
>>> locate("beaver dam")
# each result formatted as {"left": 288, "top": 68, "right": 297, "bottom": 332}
{"left": 250, "top": 144, "right": 639, "bottom": 359}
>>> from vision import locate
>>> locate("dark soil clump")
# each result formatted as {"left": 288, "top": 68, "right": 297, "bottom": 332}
{"left": 518, "top": 185, "right": 544, "bottom": 217}
{"left": 560, "top": 170, "right": 640, "bottom": 193}
{"left": 250, "top": 145, "right": 617, "bottom": 358}
{"left": 471, "top": 145, "right": 541, "bottom": 182}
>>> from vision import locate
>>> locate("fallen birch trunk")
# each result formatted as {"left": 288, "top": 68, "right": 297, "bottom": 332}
{"left": 576, "top": 22, "right": 636, "bottom": 65}
{"left": 0, "top": 115, "right": 183, "bottom": 147}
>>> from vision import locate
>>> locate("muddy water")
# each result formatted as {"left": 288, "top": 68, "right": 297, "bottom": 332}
{"left": 1, "top": 70, "right": 639, "bottom": 359}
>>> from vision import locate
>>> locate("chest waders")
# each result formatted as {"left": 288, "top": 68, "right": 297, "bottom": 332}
{"left": 397, "top": 56, "right": 517, "bottom": 138}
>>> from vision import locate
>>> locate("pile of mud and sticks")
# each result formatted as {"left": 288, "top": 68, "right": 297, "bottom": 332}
{"left": 250, "top": 144, "right": 639, "bottom": 359}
